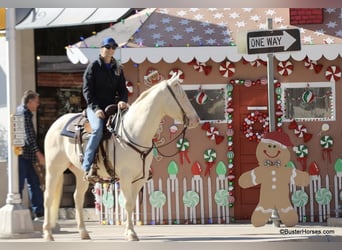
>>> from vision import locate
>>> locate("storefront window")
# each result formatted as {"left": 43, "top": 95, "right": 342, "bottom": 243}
{"left": 181, "top": 84, "right": 226, "bottom": 123}
{"left": 281, "top": 82, "right": 335, "bottom": 121}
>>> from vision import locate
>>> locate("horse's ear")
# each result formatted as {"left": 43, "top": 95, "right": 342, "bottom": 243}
{"left": 169, "top": 71, "right": 180, "bottom": 86}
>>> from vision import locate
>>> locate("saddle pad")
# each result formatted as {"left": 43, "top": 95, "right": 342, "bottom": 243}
{"left": 60, "top": 113, "right": 83, "bottom": 138}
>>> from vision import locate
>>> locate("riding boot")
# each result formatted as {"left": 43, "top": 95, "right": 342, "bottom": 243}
{"left": 84, "top": 165, "right": 100, "bottom": 183}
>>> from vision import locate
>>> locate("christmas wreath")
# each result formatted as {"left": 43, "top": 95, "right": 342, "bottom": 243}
{"left": 242, "top": 111, "right": 269, "bottom": 142}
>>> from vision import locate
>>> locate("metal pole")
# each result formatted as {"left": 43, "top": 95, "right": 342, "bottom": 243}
{"left": 266, "top": 17, "right": 280, "bottom": 227}
{"left": 0, "top": 8, "right": 37, "bottom": 238}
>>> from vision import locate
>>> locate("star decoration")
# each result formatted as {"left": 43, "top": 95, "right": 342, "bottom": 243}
{"left": 179, "top": 19, "right": 190, "bottom": 25}
{"left": 172, "top": 34, "right": 183, "bottom": 41}
{"left": 185, "top": 27, "right": 195, "bottom": 33}
{"left": 325, "top": 8, "right": 336, "bottom": 14}
{"left": 206, "top": 38, "right": 217, "bottom": 45}
{"left": 213, "top": 13, "right": 224, "bottom": 19}
{"left": 326, "top": 21, "right": 337, "bottom": 29}
{"left": 250, "top": 15, "right": 260, "bottom": 22}
{"left": 204, "top": 28, "right": 215, "bottom": 35}
{"left": 177, "top": 10, "right": 187, "bottom": 17}
{"left": 222, "top": 29, "right": 231, "bottom": 36}
{"left": 191, "top": 36, "right": 202, "bottom": 43}
{"left": 274, "top": 16, "right": 284, "bottom": 23}
{"left": 161, "top": 17, "right": 171, "bottom": 24}
{"left": 314, "top": 29, "right": 325, "bottom": 36}
{"left": 235, "top": 21, "right": 246, "bottom": 28}
{"left": 222, "top": 37, "right": 232, "bottom": 44}
{"left": 265, "top": 9, "right": 276, "bottom": 16}
{"left": 303, "top": 36, "right": 313, "bottom": 43}
{"left": 323, "top": 37, "right": 335, "bottom": 44}
{"left": 335, "top": 30, "right": 342, "bottom": 37}
{"left": 148, "top": 24, "right": 158, "bottom": 30}
{"left": 165, "top": 26, "right": 175, "bottom": 32}
{"left": 194, "top": 14, "right": 204, "bottom": 21}
{"left": 156, "top": 40, "right": 166, "bottom": 46}
{"left": 229, "top": 12, "right": 240, "bottom": 19}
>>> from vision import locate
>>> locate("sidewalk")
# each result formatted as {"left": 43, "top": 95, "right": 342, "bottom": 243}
{"left": 0, "top": 219, "right": 341, "bottom": 242}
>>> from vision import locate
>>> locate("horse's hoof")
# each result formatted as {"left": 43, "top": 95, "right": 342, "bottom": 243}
{"left": 44, "top": 234, "right": 54, "bottom": 241}
{"left": 80, "top": 231, "right": 91, "bottom": 240}
{"left": 126, "top": 235, "right": 139, "bottom": 241}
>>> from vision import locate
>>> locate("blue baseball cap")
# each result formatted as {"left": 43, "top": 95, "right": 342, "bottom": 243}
{"left": 101, "top": 37, "right": 118, "bottom": 48}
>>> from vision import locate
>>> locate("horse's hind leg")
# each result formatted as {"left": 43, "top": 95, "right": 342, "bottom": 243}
{"left": 70, "top": 166, "right": 90, "bottom": 240}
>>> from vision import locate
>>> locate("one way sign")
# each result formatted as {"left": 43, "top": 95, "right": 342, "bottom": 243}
{"left": 247, "top": 29, "right": 301, "bottom": 54}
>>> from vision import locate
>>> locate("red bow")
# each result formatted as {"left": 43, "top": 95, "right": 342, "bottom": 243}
{"left": 201, "top": 122, "right": 224, "bottom": 145}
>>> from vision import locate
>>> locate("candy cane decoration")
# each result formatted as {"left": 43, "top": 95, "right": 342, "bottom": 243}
{"left": 219, "top": 61, "right": 235, "bottom": 78}
{"left": 325, "top": 65, "right": 341, "bottom": 82}
{"left": 277, "top": 60, "right": 294, "bottom": 76}
{"left": 168, "top": 68, "right": 185, "bottom": 83}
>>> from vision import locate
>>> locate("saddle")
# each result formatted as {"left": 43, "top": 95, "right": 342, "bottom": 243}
{"left": 61, "top": 105, "right": 119, "bottom": 183}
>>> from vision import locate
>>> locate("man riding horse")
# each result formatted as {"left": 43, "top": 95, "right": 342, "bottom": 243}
{"left": 82, "top": 37, "right": 128, "bottom": 181}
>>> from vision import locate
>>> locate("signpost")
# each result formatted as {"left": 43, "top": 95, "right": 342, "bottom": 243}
{"left": 247, "top": 28, "right": 301, "bottom": 54}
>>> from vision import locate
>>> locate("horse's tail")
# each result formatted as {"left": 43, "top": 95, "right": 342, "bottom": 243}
{"left": 49, "top": 173, "right": 64, "bottom": 228}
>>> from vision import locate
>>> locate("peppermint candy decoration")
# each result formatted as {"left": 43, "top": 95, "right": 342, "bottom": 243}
{"left": 183, "top": 191, "right": 200, "bottom": 208}
{"left": 277, "top": 60, "right": 294, "bottom": 76}
{"left": 294, "top": 124, "right": 307, "bottom": 138}
{"left": 250, "top": 59, "right": 266, "bottom": 67}
{"left": 291, "top": 190, "right": 308, "bottom": 207}
{"left": 149, "top": 191, "right": 166, "bottom": 208}
{"left": 325, "top": 65, "right": 341, "bottom": 82}
{"left": 195, "top": 91, "right": 209, "bottom": 105}
{"left": 320, "top": 135, "right": 333, "bottom": 149}
{"left": 206, "top": 126, "right": 219, "bottom": 140}
{"left": 293, "top": 144, "right": 309, "bottom": 158}
{"left": 215, "top": 189, "right": 229, "bottom": 206}
{"left": 125, "top": 81, "right": 134, "bottom": 96}
{"left": 168, "top": 68, "right": 184, "bottom": 83}
{"left": 204, "top": 148, "right": 216, "bottom": 163}
{"left": 315, "top": 188, "right": 332, "bottom": 205}
{"left": 219, "top": 61, "right": 235, "bottom": 78}
{"left": 304, "top": 57, "right": 315, "bottom": 70}
{"left": 176, "top": 138, "right": 189, "bottom": 151}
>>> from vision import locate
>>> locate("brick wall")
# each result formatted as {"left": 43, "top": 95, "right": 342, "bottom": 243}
{"left": 37, "top": 72, "right": 83, "bottom": 87}
{"left": 290, "top": 8, "right": 323, "bottom": 25}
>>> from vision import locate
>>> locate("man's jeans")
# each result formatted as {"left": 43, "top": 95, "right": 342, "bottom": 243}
{"left": 18, "top": 156, "right": 44, "bottom": 216}
{"left": 82, "top": 107, "right": 104, "bottom": 172}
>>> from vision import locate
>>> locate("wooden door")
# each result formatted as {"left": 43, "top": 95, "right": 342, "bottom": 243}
{"left": 233, "top": 84, "right": 268, "bottom": 220}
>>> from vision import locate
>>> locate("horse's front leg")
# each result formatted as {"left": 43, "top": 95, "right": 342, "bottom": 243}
{"left": 72, "top": 168, "right": 91, "bottom": 240}
{"left": 121, "top": 180, "right": 144, "bottom": 241}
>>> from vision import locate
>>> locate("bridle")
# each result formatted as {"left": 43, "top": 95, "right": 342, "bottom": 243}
{"left": 110, "top": 83, "right": 190, "bottom": 183}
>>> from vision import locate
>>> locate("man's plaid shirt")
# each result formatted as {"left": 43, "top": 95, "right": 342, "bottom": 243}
{"left": 16, "top": 104, "right": 40, "bottom": 164}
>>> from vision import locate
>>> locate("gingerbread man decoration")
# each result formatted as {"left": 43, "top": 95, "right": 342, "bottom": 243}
{"left": 238, "top": 131, "right": 309, "bottom": 227}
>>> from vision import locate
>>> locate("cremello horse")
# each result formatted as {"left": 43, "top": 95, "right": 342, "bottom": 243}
{"left": 42, "top": 72, "right": 199, "bottom": 241}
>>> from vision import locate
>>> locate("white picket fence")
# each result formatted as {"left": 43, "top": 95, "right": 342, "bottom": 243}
{"left": 93, "top": 174, "right": 342, "bottom": 225}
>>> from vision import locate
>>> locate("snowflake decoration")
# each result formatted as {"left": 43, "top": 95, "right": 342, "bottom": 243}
{"left": 156, "top": 40, "right": 166, "bottom": 47}
{"left": 208, "top": 8, "right": 218, "bottom": 12}
{"left": 258, "top": 23, "right": 267, "bottom": 29}
{"left": 222, "top": 37, "right": 232, "bottom": 44}
{"left": 222, "top": 29, "right": 231, "bottom": 36}
{"left": 189, "top": 8, "right": 199, "bottom": 12}
{"left": 200, "top": 21, "right": 210, "bottom": 27}
{"left": 274, "top": 16, "right": 284, "bottom": 23}
{"left": 217, "top": 21, "right": 228, "bottom": 28}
